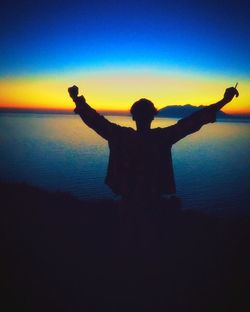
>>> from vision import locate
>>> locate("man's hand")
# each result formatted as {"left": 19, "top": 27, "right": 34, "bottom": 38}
{"left": 68, "top": 85, "right": 87, "bottom": 113}
{"left": 223, "top": 87, "right": 239, "bottom": 103}
{"left": 68, "top": 85, "right": 79, "bottom": 100}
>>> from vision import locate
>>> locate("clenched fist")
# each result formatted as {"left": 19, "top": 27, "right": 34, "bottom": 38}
{"left": 68, "top": 85, "right": 79, "bottom": 100}
{"left": 223, "top": 87, "right": 239, "bottom": 103}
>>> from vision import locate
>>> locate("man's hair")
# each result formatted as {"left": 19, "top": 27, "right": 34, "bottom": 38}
{"left": 130, "top": 98, "right": 157, "bottom": 119}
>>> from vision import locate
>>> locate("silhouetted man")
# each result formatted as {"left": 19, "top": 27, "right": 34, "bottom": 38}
{"left": 68, "top": 85, "right": 239, "bottom": 202}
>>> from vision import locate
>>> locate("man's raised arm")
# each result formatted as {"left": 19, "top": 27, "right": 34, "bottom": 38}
{"left": 68, "top": 85, "right": 119, "bottom": 140}
{"left": 168, "top": 86, "right": 239, "bottom": 144}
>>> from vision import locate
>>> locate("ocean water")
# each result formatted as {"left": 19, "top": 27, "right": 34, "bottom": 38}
{"left": 0, "top": 112, "right": 249, "bottom": 216}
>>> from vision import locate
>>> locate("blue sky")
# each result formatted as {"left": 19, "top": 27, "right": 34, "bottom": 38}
{"left": 1, "top": 0, "right": 250, "bottom": 77}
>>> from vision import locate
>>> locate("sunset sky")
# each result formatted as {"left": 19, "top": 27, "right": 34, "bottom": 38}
{"left": 1, "top": 0, "right": 249, "bottom": 114}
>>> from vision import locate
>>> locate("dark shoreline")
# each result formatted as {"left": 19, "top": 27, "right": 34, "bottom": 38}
{"left": 1, "top": 182, "right": 250, "bottom": 311}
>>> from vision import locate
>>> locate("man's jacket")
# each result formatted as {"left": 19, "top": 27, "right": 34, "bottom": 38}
{"left": 74, "top": 97, "right": 217, "bottom": 199}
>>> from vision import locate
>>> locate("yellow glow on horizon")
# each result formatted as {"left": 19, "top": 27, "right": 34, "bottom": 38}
{"left": 0, "top": 69, "right": 249, "bottom": 114}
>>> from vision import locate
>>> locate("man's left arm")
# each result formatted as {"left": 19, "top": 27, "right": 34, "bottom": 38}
{"left": 68, "top": 85, "right": 120, "bottom": 140}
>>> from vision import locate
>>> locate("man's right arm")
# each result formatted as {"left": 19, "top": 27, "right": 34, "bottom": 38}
{"left": 167, "top": 87, "right": 239, "bottom": 144}
{"left": 68, "top": 85, "right": 119, "bottom": 140}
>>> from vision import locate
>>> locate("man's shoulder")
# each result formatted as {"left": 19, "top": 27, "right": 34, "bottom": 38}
{"left": 151, "top": 126, "right": 173, "bottom": 134}
{"left": 119, "top": 126, "right": 136, "bottom": 133}
{"left": 150, "top": 126, "right": 177, "bottom": 144}
{"left": 109, "top": 125, "right": 135, "bottom": 139}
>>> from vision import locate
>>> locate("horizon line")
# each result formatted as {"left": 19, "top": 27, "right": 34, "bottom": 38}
{"left": 0, "top": 107, "right": 130, "bottom": 115}
{"left": 1, "top": 106, "right": 250, "bottom": 117}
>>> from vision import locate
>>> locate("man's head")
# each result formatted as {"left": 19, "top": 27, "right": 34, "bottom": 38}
{"left": 130, "top": 98, "right": 157, "bottom": 122}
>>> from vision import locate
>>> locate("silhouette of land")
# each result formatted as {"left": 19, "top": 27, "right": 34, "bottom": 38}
{"left": 1, "top": 182, "right": 250, "bottom": 311}
{"left": 158, "top": 104, "right": 228, "bottom": 118}
{"left": 158, "top": 104, "right": 250, "bottom": 119}
{"left": 1, "top": 106, "right": 250, "bottom": 120}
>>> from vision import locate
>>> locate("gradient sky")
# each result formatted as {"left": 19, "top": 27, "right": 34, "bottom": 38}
{"left": 0, "top": 0, "right": 249, "bottom": 114}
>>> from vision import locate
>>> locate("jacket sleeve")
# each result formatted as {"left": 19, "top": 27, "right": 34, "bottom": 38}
{"left": 166, "top": 105, "right": 217, "bottom": 144}
{"left": 74, "top": 96, "right": 120, "bottom": 141}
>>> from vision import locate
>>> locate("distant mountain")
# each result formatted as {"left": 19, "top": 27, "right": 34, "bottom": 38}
{"left": 158, "top": 104, "right": 228, "bottom": 118}
{"left": 1, "top": 106, "right": 249, "bottom": 120}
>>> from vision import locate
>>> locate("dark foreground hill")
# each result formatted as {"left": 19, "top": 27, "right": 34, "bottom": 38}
{"left": 1, "top": 182, "right": 250, "bottom": 312}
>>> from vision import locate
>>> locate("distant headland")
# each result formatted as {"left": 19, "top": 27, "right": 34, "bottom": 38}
{"left": 0, "top": 106, "right": 250, "bottom": 120}
{"left": 158, "top": 104, "right": 250, "bottom": 120}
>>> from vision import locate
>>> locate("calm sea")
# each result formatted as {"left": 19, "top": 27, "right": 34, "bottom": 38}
{"left": 0, "top": 112, "right": 249, "bottom": 216}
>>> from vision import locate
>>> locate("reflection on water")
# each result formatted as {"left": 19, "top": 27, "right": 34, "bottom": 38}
{"left": 0, "top": 113, "right": 249, "bottom": 216}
